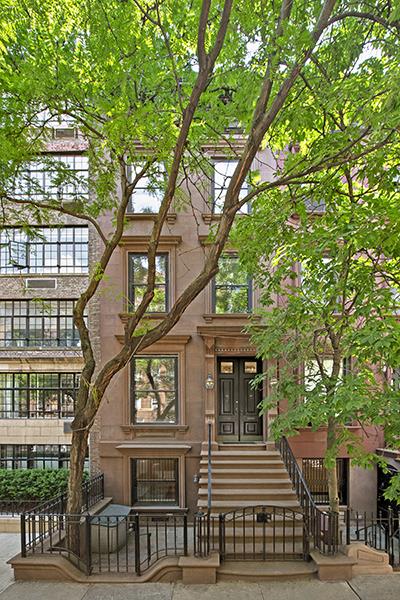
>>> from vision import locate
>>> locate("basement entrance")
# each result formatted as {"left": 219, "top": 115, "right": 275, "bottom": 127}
{"left": 217, "top": 357, "right": 263, "bottom": 442}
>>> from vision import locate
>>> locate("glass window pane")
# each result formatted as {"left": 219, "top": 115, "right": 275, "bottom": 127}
{"left": 133, "top": 357, "right": 177, "bottom": 423}
{"left": 129, "top": 253, "right": 168, "bottom": 312}
{"left": 220, "top": 361, "right": 233, "bottom": 374}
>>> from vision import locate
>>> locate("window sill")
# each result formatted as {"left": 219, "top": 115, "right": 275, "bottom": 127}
{"left": 119, "top": 312, "right": 167, "bottom": 324}
{"left": 125, "top": 212, "right": 177, "bottom": 224}
{"left": 201, "top": 212, "right": 249, "bottom": 225}
{"left": 203, "top": 313, "right": 259, "bottom": 324}
{"left": 0, "top": 273, "right": 88, "bottom": 278}
{"left": 121, "top": 424, "right": 188, "bottom": 433}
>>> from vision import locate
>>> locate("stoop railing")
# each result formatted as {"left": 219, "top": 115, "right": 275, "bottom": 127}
{"left": 276, "top": 437, "right": 339, "bottom": 555}
{"left": 344, "top": 507, "right": 400, "bottom": 569}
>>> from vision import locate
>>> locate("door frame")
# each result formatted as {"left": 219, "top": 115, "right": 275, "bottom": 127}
{"left": 216, "top": 356, "right": 263, "bottom": 442}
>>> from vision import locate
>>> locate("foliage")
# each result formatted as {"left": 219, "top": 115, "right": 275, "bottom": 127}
{"left": 235, "top": 153, "right": 400, "bottom": 505}
{"left": 0, "top": 469, "right": 88, "bottom": 501}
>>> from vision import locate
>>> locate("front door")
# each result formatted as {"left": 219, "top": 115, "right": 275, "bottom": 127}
{"left": 217, "top": 357, "right": 263, "bottom": 441}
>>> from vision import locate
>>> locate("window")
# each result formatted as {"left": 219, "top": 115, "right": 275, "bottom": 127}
{"left": 304, "top": 198, "right": 326, "bottom": 213}
{"left": 304, "top": 357, "right": 351, "bottom": 391}
{"left": 0, "top": 444, "right": 89, "bottom": 470}
{"left": 0, "top": 372, "right": 79, "bottom": 419}
{"left": 0, "top": 299, "right": 83, "bottom": 348}
{"left": 213, "top": 254, "right": 252, "bottom": 313}
{"left": 14, "top": 154, "right": 88, "bottom": 200}
{"left": 128, "top": 253, "right": 168, "bottom": 312}
{"left": 302, "top": 458, "right": 348, "bottom": 505}
{"left": 0, "top": 227, "right": 88, "bottom": 274}
{"left": 132, "top": 356, "right": 178, "bottom": 423}
{"left": 127, "top": 163, "right": 165, "bottom": 213}
{"left": 212, "top": 160, "right": 249, "bottom": 213}
{"left": 132, "top": 458, "right": 179, "bottom": 505}
{"left": 391, "top": 368, "right": 400, "bottom": 390}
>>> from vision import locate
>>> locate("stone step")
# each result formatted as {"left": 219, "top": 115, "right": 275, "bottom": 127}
{"left": 217, "top": 560, "right": 317, "bottom": 582}
{"left": 222, "top": 541, "right": 305, "bottom": 554}
{"left": 199, "top": 468, "right": 289, "bottom": 478}
{"left": 201, "top": 450, "right": 281, "bottom": 459}
{"left": 199, "top": 487, "right": 297, "bottom": 504}
{"left": 198, "top": 478, "right": 293, "bottom": 488}
{"left": 198, "top": 500, "right": 301, "bottom": 511}
{"left": 200, "top": 459, "right": 285, "bottom": 468}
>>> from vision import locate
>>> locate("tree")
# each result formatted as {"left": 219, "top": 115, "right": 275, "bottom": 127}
{"left": 235, "top": 151, "right": 400, "bottom": 512}
{"left": 0, "top": 0, "right": 399, "bottom": 534}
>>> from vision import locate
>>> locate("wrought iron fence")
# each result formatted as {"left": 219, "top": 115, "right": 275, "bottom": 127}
{"left": 345, "top": 507, "right": 400, "bottom": 569}
{"left": 276, "top": 437, "right": 339, "bottom": 555}
{"left": 194, "top": 505, "right": 309, "bottom": 562}
{"left": 0, "top": 499, "right": 40, "bottom": 516}
{"left": 22, "top": 509, "right": 189, "bottom": 575}
{"left": 23, "top": 473, "right": 104, "bottom": 516}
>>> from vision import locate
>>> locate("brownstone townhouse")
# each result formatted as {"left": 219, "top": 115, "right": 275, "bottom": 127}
{"left": 0, "top": 122, "right": 389, "bottom": 519}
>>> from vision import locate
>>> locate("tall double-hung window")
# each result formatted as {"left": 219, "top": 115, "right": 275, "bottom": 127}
{"left": 132, "top": 356, "right": 178, "bottom": 424}
{"left": 212, "top": 160, "right": 249, "bottom": 213}
{"left": 128, "top": 253, "right": 168, "bottom": 313}
{"left": 127, "top": 163, "right": 165, "bottom": 213}
{"left": 213, "top": 254, "right": 252, "bottom": 313}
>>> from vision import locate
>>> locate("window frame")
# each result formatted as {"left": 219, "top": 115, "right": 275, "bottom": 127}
{"left": 0, "top": 444, "right": 89, "bottom": 470}
{"left": 212, "top": 253, "right": 252, "bottom": 314}
{"left": 0, "top": 226, "right": 89, "bottom": 274}
{"left": 131, "top": 457, "right": 179, "bottom": 505}
{"left": 131, "top": 355, "right": 179, "bottom": 425}
{"left": 211, "top": 159, "right": 250, "bottom": 215}
{"left": 126, "top": 163, "right": 165, "bottom": 214}
{"left": 0, "top": 299, "right": 83, "bottom": 348}
{"left": 13, "top": 153, "right": 88, "bottom": 200}
{"left": 0, "top": 372, "right": 79, "bottom": 419}
{"left": 128, "top": 252, "right": 169, "bottom": 313}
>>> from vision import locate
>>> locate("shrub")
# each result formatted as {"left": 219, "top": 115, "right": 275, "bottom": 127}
{"left": 0, "top": 469, "right": 88, "bottom": 501}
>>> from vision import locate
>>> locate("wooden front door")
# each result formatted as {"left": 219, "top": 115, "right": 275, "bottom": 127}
{"left": 217, "top": 357, "right": 263, "bottom": 441}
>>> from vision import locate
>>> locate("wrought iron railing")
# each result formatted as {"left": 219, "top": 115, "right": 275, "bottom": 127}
{"left": 195, "top": 505, "right": 309, "bottom": 561}
{"left": 0, "top": 499, "right": 40, "bottom": 516}
{"left": 276, "top": 437, "right": 339, "bottom": 555}
{"left": 22, "top": 509, "right": 188, "bottom": 575}
{"left": 23, "top": 473, "right": 104, "bottom": 517}
{"left": 345, "top": 507, "right": 400, "bottom": 568}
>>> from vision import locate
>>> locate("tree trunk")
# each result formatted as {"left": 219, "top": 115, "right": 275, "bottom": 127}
{"left": 326, "top": 416, "right": 339, "bottom": 514}
{"left": 66, "top": 427, "right": 89, "bottom": 556}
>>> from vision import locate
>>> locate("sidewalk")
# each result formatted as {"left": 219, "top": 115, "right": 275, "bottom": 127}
{"left": 0, "top": 575, "right": 399, "bottom": 599}
{"left": 1, "top": 536, "right": 399, "bottom": 599}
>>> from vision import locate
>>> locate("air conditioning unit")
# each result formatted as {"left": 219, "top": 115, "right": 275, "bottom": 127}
{"left": 25, "top": 278, "right": 57, "bottom": 289}
{"left": 53, "top": 127, "right": 78, "bottom": 139}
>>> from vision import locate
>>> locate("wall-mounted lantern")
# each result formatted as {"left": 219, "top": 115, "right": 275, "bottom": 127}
{"left": 205, "top": 374, "right": 215, "bottom": 390}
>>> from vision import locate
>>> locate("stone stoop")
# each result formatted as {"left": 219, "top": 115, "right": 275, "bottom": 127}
{"left": 197, "top": 443, "right": 304, "bottom": 556}
{"left": 197, "top": 443, "right": 301, "bottom": 515}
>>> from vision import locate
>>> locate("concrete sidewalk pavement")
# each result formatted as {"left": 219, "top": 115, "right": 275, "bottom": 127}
{"left": 0, "top": 577, "right": 399, "bottom": 600}
{"left": 1, "top": 535, "right": 400, "bottom": 599}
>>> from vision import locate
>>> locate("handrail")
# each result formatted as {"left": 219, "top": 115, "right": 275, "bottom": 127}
{"left": 207, "top": 421, "right": 212, "bottom": 513}
{"left": 276, "top": 437, "right": 339, "bottom": 555}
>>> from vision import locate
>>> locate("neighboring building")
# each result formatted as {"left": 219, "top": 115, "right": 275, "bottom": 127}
{"left": 0, "top": 131, "right": 386, "bottom": 516}
{"left": 0, "top": 126, "right": 95, "bottom": 473}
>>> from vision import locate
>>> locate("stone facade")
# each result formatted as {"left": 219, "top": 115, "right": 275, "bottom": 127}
{"left": 0, "top": 137, "right": 385, "bottom": 517}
